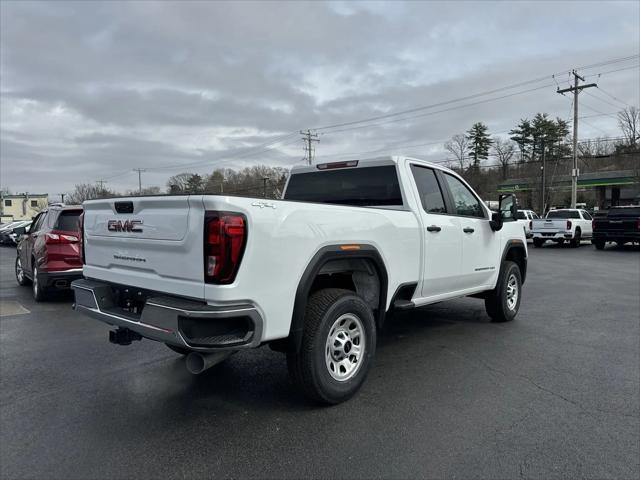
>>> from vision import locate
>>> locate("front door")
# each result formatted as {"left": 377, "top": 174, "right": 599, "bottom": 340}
{"left": 441, "top": 173, "right": 500, "bottom": 290}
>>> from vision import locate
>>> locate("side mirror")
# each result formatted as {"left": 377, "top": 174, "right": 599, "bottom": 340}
{"left": 490, "top": 194, "right": 518, "bottom": 231}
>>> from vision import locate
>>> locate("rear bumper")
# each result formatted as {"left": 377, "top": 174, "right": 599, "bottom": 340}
{"left": 593, "top": 231, "right": 640, "bottom": 241}
{"left": 71, "top": 278, "right": 263, "bottom": 352}
{"left": 40, "top": 268, "right": 83, "bottom": 289}
{"left": 532, "top": 231, "right": 573, "bottom": 240}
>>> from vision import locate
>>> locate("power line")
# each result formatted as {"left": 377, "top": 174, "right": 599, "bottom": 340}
{"left": 321, "top": 83, "right": 555, "bottom": 135}
{"left": 596, "top": 86, "right": 637, "bottom": 109}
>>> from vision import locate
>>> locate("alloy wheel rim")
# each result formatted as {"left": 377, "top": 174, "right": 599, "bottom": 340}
{"left": 33, "top": 266, "right": 38, "bottom": 295}
{"left": 16, "top": 258, "right": 23, "bottom": 282}
{"left": 506, "top": 274, "right": 518, "bottom": 310}
{"left": 325, "top": 313, "right": 365, "bottom": 382}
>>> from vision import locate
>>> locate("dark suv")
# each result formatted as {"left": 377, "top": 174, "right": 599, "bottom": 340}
{"left": 15, "top": 205, "right": 83, "bottom": 301}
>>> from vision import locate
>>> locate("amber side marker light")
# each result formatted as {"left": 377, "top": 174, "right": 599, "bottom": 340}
{"left": 340, "top": 244, "right": 361, "bottom": 251}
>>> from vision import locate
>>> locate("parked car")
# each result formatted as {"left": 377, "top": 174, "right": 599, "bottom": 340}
{"left": 531, "top": 208, "right": 593, "bottom": 248}
{"left": 9, "top": 221, "right": 32, "bottom": 245}
{"left": 516, "top": 209, "right": 539, "bottom": 238}
{"left": 592, "top": 206, "right": 640, "bottom": 249}
{"left": 15, "top": 205, "right": 83, "bottom": 301}
{"left": 71, "top": 156, "right": 527, "bottom": 404}
{"left": 0, "top": 220, "right": 31, "bottom": 245}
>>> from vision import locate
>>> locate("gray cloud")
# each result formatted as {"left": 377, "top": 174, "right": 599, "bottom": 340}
{"left": 1, "top": 0, "right": 638, "bottom": 195}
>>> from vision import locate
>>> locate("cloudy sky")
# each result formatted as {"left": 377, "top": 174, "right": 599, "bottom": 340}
{"left": 1, "top": 0, "right": 638, "bottom": 197}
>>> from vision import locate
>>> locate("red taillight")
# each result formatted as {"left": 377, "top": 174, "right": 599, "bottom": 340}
{"left": 204, "top": 212, "right": 247, "bottom": 284}
{"left": 45, "top": 231, "right": 79, "bottom": 244}
{"left": 566, "top": 220, "right": 572, "bottom": 230}
{"left": 79, "top": 212, "right": 85, "bottom": 264}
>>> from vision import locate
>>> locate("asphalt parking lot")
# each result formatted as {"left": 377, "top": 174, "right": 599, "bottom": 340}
{"left": 1, "top": 242, "right": 638, "bottom": 480}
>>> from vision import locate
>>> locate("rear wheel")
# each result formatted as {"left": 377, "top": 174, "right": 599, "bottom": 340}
{"left": 570, "top": 228, "right": 581, "bottom": 248}
{"left": 15, "top": 256, "right": 29, "bottom": 286}
{"left": 593, "top": 240, "right": 605, "bottom": 250}
{"left": 287, "top": 288, "right": 376, "bottom": 404}
{"left": 485, "top": 261, "right": 521, "bottom": 323}
{"left": 533, "top": 238, "right": 543, "bottom": 248}
{"left": 32, "top": 264, "right": 47, "bottom": 302}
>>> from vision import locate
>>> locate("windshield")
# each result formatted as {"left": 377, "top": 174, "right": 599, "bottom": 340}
{"left": 284, "top": 166, "right": 403, "bottom": 207}
{"left": 547, "top": 210, "right": 580, "bottom": 219}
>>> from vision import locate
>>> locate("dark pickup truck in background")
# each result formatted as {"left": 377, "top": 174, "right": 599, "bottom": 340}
{"left": 592, "top": 206, "right": 640, "bottom": 249}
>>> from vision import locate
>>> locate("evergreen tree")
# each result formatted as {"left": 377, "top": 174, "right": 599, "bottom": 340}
{"left": 509, "top": 119, "right": 533, "bottom": 163}
{"left": 466, "top": 122, "right": 492, "bottom": 168}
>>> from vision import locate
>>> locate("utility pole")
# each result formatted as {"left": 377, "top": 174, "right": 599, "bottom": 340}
{"left": 262, "top": 177, "right": 269, "bottom": 198}
{"left": 557, "top": 70, "right": 597, "bottom": 208}
{"left": 300, "top": 129, "right": 319, "bottom": 165}
{"left": 96, "top": 179, "right": 107, "bottom": 191}
{"left": 59, "top": 193, "right": 66, "bottom": 204}
{"left": 540, "top": 140, "right": 546, "bottom": 214}
{"left": 133, "top": 168, "right": 146, "bottom": 194}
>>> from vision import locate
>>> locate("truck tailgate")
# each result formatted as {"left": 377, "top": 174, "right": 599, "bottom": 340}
{"left": 82, "top": 195, "right": 206, "bottom": 300}
{"left": 532, "top": 219, "right": 566, "bottom": 232}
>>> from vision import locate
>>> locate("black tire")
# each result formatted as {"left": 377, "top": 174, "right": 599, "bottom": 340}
{"left": 15, "top": 256, "right": 29, "bottom": 286}
{"left": 287, "top": 288, "right": 376, "bottom": 404}
{"left": 570, "top": 228, "right": 581, "bottom": 248}
{"left": 593, "top": 240, "right": 605, "bottom": 250}
{"left": 533, "top": 238, "right": 544, "bottom": 248}
{"left": 165, "top": 344, "right": 191, "bottom": 355}
{"left": 32, "top": 263, "right": 47, "bottom": 302}
{"left": 485, "top": 261, "right": 522, "bottom": 323}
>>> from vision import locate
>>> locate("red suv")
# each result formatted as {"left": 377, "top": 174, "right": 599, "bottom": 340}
{"left": 15, "top": 205, "right": 83, "bottom": 301}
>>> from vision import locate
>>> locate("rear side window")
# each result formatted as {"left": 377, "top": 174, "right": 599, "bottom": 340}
{"left": 442, "top": 173, "right": 485, "bottom": 218}
{"left": 55, "top": 210, "right": 82, "bottom": 231}
{"left": 581, "top": 211, "right": 592, "bottom": 220}
{"left": 284, "top": 166, "right": 403, "bottom": 207}
{"left": 410, "top": 165, "right": 446, "bottom": 214}
{"left": 547, "top": 210, "right": 580, "bottom": 219}
{"left": 516, "top": 211, "right": 527, "bottom": 220}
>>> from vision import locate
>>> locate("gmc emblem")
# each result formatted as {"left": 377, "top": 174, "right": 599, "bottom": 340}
{"left": 107, "top": 219, "right": 143, "bottom": 233}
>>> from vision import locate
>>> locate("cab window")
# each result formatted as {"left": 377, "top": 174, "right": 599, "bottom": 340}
{"left": 410, "top": 165, "right": 447, "bottom": 214}
{"left": 442, "top": 173, "right": 485, "bottom": 218}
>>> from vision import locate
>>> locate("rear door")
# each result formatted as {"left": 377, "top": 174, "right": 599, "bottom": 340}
{"left": 440, "top": 172, "right": 500, "bottom": 290}
{"left": 82, "top": 196, "right": 206, "bottom": 299}
{"left": 24, "top": 212, "right": 47, "bottom": 273}
{"left": 409, "top": 164, "right": 462, "bottom": 297}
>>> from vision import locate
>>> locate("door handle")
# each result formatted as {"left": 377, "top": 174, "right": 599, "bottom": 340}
{"left": 463, "top": 227, "right": 475, "bottom": 233}
{"left": 427, "top": 225, "right": 441, "bottom": 232}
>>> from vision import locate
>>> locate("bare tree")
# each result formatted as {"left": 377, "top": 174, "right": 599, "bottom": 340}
{"left": 492, "top": 137, "right": 516, "bottom": 179}
{"left": 444, "top": 134, "right": 469, "bottom": 170}
{"left": 618, "top": 106, "right": 639, "bottom": 147}
{"left": 66, "top": 184, "right": 118, "bottom": 204}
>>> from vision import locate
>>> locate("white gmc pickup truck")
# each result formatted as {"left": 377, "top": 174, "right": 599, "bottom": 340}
{"left": 531, "top": 208, "right": 593, "bottom": 248}
{"left": 72, "top": 156, "right": 527, "bottom": 403}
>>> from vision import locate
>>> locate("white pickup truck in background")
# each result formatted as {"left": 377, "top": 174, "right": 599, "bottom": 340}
{"left": 531, "top": 208, "right": 593, "bottom": 248}
{"left": 515, "top": 209, "right": 539, "bottom": 238}
{"left": 72, "top": 156, "right": 527, "bottom": 403}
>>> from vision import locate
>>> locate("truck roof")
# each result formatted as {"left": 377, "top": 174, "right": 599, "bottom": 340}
{"left": 290, "top": 155, "right": 452, "bottom": 175}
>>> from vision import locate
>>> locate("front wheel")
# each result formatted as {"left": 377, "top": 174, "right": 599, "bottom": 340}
{"left": 485, "top": 261, "right": 522, "bottom": 323}
{"left": 287, "top": 288, "right": 376, "bottom": 404}
{"left": 533, "top": 238, "right": 543, "bottom": 248}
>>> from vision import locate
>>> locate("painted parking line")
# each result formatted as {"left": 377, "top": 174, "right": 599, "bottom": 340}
{"left": 0, "top": 300, "right": 30, "bottom": 317}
